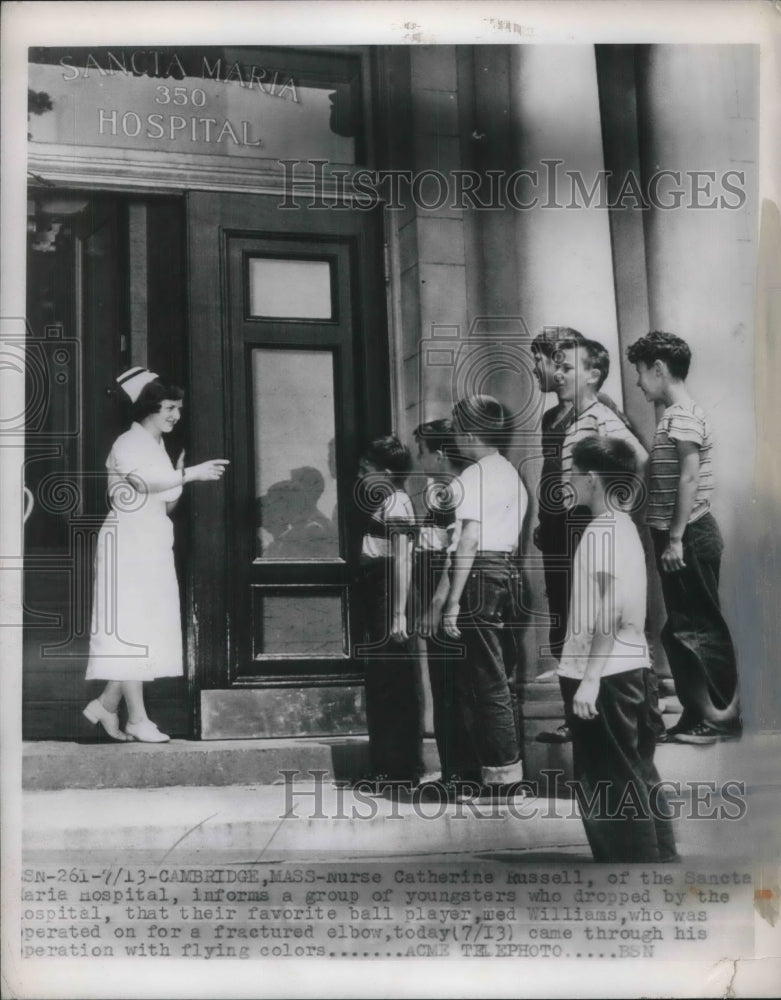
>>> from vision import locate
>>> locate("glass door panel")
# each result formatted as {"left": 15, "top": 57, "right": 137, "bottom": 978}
{"left": 252, "top": 348, "right": 340, "bottom": 560}
{"left": 248, "top": 258, "right": 334, "bottom": 320}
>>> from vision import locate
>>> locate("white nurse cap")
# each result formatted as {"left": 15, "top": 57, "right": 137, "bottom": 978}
{"left": 117, "top": 367, "right": 159, "bottom": 402}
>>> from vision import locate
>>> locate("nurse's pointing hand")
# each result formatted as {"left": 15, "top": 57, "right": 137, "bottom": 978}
{"left": 188, "top": 459, "right": 230, "bottom": 482}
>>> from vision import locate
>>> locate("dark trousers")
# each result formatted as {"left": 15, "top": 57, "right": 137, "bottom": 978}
{"left": 561, "top": 671, "right": 678, "bottom": 864}
{"left": 448, "top": 555, "right": 522, "bottom": 771}
{"left": 538, "top": 508, "right": 591, "bottom": 661}
{"left": 416, "top": 551, "right": 481, "bottom": 782}
{"left": 359, "top": 560, "right": 424, "bottom": 781}
{"left": 651, "top": 513, "right": 740, "bottom": 731}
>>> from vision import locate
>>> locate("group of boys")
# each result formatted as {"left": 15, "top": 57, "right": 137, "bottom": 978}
{"left": 355, "top": 395, "right": 526, "bottom": 800}
{"left": 355, "top": 328, "right": 740, "bottom": 864}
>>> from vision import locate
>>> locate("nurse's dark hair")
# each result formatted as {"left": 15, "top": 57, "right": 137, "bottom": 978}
{"left": 132, "top": 379, "right": 184, "bottom": 422}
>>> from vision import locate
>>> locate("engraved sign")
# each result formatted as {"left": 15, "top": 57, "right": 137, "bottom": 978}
{"left": 28, "top": 47, "right": 362, "bottom": 164}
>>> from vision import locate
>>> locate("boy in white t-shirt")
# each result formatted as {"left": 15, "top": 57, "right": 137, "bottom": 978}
{"left": 560, "top": 435, "right": 677, "bottom": 863}
{"left": 437, "top": 395, "right": 527, "bottom": 796}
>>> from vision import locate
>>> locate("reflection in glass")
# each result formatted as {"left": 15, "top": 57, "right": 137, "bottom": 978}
{"left": 253, "top": 590, "right": 346, "bottom": 657}
{"left": 248, "top": 258, "right": 332, "bottom": 319}
{"left": 253, "top": 349, "right": 339, "bottom": 559}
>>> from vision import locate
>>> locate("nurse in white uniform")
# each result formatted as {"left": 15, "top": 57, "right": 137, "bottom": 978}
{"left": 83, "top": 367, "right": 228, "bottom": 743}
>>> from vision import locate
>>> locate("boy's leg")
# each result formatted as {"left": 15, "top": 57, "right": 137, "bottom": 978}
{"left": 418, "top": 552, "right": 480, "bottom": 783}
{"left": 427, "top": 641, "right": 481, "bottom": 783}
{"left": 361, "top": 564, "right": 424, "bottom": 782}
{"left": 538, "top": 510, "right": 583, "bottom": 660}
{"left": 638, "top": 670, "right": 679, "bottom": 860}
{"left": 454, "top": 559, "right": 523, "bottom": 784}
{"left": 537, "top": 508, "right": 590, "bottom": 743}
{"left": 563, "top": 671, "right": 673, "bottom": 863}
{"left": 652, "top": 516, "right": 740, "bottom": 733}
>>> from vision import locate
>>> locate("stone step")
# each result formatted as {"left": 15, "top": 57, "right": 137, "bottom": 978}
{"left": 22, "top": 738, "right": 438, "bottom": 792}
{"left": 24, "top": 729, "right": 752, "bottom": 794}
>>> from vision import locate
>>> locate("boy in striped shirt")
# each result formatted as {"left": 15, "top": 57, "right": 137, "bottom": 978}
{"left": 554, "top": 337, "right": 648, "bottom": 484}
{"left": 628, "top": 331, "right": 741, "bottom": 744}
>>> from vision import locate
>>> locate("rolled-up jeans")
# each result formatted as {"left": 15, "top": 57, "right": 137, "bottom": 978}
{"left": 651, "top": 513, "right": 740, "bottom": 731}
{"left": 416, "top": 549, "right": 481, "bottom": 782}
{"left": 448, "top": 553, "right": 523, "bottom": 783}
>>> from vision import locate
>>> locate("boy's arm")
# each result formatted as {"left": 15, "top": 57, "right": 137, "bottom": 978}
{"left": 420, "top": 555, "right": 453, "bottom": 637}
{"left": 599, "top": 409, "right": 649, "bottom": 477}
{"left": 390, "top": 527, "right": 412, "bottom": 640}
{"left": 442, "top": 520, "right": 480, "bottom": 638}
{"left": 623, "top": 428, "right": 649, "bottom": 477}
{"left": 661, "top": 440, "right": 700, "bottom": 572}
{"left": 572, "top": 570, "right": 619, "bottom": 719}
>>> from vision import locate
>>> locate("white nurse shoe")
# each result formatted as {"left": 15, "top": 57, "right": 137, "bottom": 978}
{"left": 82, "top": 699, "right": 130, "bottom": 741}
{"left": 125, "top": 719, "right": 171, "bottom": 743}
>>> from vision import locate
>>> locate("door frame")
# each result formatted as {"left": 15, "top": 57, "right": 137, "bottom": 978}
{"left": 186, "top": 191, "right": 390, "bottom": 736}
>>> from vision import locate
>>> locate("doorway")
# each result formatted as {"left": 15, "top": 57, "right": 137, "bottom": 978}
{"left": 23, "top": 191, "right": 188, "bottom": 739}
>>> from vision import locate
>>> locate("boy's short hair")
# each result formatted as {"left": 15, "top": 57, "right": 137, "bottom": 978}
{"left": 452, "top": 394, "right": 505, "bottom": 445}
{"left": 572, "top": 434, "right": 637, "bottom": 485}
{"left": 556, "top": 337, "right": 610, "bottom": 390}
{"left": 413, "top": 418, "right": 454, "bottom": 455}
{"left": 531, "top": 326, "right": 585, "bottom": 359}
{"left": 362, "top": 435, "right": 412, "bottom": 480}
{"left": 132, "top": 378, "right": 184, "bottom": 421}
{"left": 626, "top": 331, "right": 692, "bottom": 380}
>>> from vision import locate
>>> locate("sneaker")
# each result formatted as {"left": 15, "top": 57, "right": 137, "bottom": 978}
{"left": 416, "top": 777, "right": 480, "bottom": 804}
{"left": 660, "top": 718, "right": 692, "bottom": 741}
{"left": 350, "top": 773, "right": 391, "bottom": 795}
{"left": 672, "top": 722, "right": 720, "bottom": 745}
{"left": 536, "top": 724, "right": 571, "bottom": 743}
{"left": 355, "top": 774, "right": 420, "bottom": 796}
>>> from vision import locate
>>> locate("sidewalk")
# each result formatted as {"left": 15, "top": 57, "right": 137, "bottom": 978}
{"left": 23, "top": 772, "right": 773, "bottom": 864}
{"left": 22, "top": 733, "right": 779, "bottom": 863}
{"left": 23, "top": 782, "right": 590, "bottom": 860}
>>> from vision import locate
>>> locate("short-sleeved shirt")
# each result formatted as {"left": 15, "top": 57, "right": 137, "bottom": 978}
{"left": 646, "top": 402, "right": 714, "bottom": 530}
{"left": 557, "top": 511, "right": 649, "bottom": 680}
{"left": 361, "top": 488, "right": 415, "bottom": 561}
{"left": 560, "top": 400, "right": 640, "bottom": 481}
{"left": 453, "top": 452, "right": 527, "bottom": 553}
{"left": 415, "top": 477, "right": 457, "bottom": 553}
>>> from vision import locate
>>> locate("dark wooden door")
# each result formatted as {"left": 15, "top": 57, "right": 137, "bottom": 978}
{"left": 186, "top": 192, "right": 390, "bottom": 737}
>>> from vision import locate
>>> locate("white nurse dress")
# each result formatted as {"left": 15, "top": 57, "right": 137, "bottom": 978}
{"left": 86, "top": 422, "right": 184, "bottom": 680}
